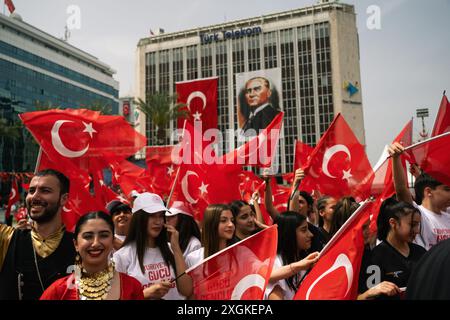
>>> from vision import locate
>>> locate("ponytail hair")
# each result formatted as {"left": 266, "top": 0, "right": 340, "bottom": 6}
{"left": 329, "top": 196, "right": 359, "bottom": 237}
{"left": 377, "top": 198, "right": 419, "bottom": 241}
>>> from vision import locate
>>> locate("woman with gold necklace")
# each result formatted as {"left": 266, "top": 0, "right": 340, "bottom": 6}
{"left": 40, "top": 211, "right": 144, "bottom": 300}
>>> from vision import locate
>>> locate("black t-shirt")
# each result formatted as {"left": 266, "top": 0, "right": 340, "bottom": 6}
{"left": 361, "top": 241, "right": 426, "bottom": 299}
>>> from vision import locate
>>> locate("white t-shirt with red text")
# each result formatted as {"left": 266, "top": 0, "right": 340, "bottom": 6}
{"left": 414, "top": 204, "right": 450, "bottom": 250}
{"left": 113, "top": 243, "right": 185, "bottom": 300}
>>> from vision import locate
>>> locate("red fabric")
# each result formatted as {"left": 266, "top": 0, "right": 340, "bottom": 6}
{"left": 222, "top": 112, "right": 284, "bottom": 168}
{"left": 4, "top": 0, "right": 15, "bottom": 13}
{"left": 176, "top": 77, "right": 218, "bottom": 132}
{"left": 432, "top": 95, "right": 450, "bottom": 136}
{"left": 282, "top": 140, "right": 314, "bottom": 185}
{"left": 294, "top": 201, "right": 374, "bottom": 300}
{"left": 40, "top": 273, "right": 144, "bottom": 300}
{"left": 405, "top": 132, "right": 450, "bottom": 187}
{"left": 187, "top": 225, "right": 278, "bottom": 300}
{"left": 144, "top": 145, "right": 179, "bottom": 199}
{"left": 109, "top": 159, "right": 146, "bottom": 199}
{"left": 171, "top": 163, "right": 242, "bottom": 222}
{"left": 5, "top": 178, "right": 19, "bottom": 220}
{"left": 20, "top": 109, "right": 146, "bottom": 171}
{"left": 302, "top": 113, "right": 373, "bottom": 200}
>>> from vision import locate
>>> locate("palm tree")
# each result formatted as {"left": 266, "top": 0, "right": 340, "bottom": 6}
{"left": 135, "top": 92, "right": 187, "bottom": 145}
{"left": 0, "top": 118, "right": 21, "bottom": 139}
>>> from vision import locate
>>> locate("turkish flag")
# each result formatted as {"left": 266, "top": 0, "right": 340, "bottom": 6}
{"left": 20, "top": 109, "right": 146, "bottom": 171}
{"left": 356, "top": 119, "right": 413, "bottom": 202}
{"left": 302, "top": 113, "right": 373, "bottom": 200}
{"left": 5, "top": 178, "right": 20, "bottom": 220}
{"left": 171, "top": 162, "right": 242, "bottom": 222}
{"left": 62, "top": 178, "right": 106, "bottom": 232}
{"left": 294, "top": 200, "right": 374, "bottom": 300}
{"left": 404, "top": 131, "right": 450, "bottom": 187}
{"left": 38, "top": 151, "right": 105, "bottom": 231}
{"left": 222, "top": 112, "right": 283, "bottom": 168}
{"left": 109, "top": 159, "right": 146, "bottom": 199}
{"left": 4, "top": 0, "right": 15, "bottom": 13}
{"left": 143, "top": 145, "right": 179, "bottom": 199}
{"left": 176, "top": 77, "right": 218, "bottom": 132}
{"left": 187, "top": 225, "right": 278, "bottom": 300}
{"left": 432, "top": 94, "right": 450, "bottom": 136}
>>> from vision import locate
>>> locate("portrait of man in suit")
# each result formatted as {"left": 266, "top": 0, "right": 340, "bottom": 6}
{"left": 237, "top": 75, "right": 281, "bottom": 137}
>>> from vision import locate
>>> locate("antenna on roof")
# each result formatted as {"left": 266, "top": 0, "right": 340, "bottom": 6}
{"left": 63, "top": 24, "right": 71, "bottom": 42}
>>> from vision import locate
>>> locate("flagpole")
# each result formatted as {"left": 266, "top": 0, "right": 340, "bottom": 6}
{"left": 403, "top": 131, "right": 450, "bottom": 152}
{"left": 166, "top": 120, "right": 187, "bottom": 207}
{"left": 34, "top": 147, "right": 42, "bottom": 174}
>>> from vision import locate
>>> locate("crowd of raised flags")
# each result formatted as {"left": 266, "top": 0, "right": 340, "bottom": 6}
{"left": 3, "top": 77, "right": 450, "bottom": 300}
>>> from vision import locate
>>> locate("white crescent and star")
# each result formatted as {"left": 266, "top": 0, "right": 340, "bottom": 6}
{"left": 230, "top": 274, "right": 266, "bottom": 300}
{"left": 187, "top": 91, "right": 207, "bottom": 121}
{"left": 9, "top": 187, "right": 16, "bottom": 200}
{"left": 181, "top": 171, "right": 199, "bottom": 204}
{"left": 322, "top": 145, "right": 353, "bottom": 181}
{"left": 305, "top": 253, "right": 353, "bottom": 300}
{"left": 51, "top": 120, "right": 96, "bottom": 158}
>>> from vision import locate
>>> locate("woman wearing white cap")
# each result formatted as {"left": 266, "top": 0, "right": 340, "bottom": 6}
{"left": 113, "top": 193, "right": 193, "bottom": 300}
{"left": 166, "top": 201, "right": 201, "bottom": 259}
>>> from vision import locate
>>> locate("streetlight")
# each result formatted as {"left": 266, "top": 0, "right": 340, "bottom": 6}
{"left": 416, "top": 108, "right": 429, "bottom": 141}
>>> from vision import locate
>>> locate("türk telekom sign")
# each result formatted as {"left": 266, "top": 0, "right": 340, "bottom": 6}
{"left": 200, "top": 26, "right": 262, "bottom": 44}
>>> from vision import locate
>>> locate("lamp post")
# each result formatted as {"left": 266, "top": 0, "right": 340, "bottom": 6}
{"left": 416, "top": 108, "right": 429, "bottom": 141}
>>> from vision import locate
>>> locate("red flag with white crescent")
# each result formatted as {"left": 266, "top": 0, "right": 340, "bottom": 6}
{"left": 302, "top": 113, "right": 373, "bottom": 200}
{"left": 19, "top": 108, "right": 146, "bottom": 171}
{"left": 187, "top": 225, "right": 278, "bottom": 300}
{"left": 294, "top": 200, "right": 374, "bottom": 300}
{"left": 176, "top": 77, "right": 218, "bottom": 132}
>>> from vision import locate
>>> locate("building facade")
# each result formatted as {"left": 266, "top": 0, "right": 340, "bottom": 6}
{"left": 136, "top": 1, "right": 364, "bottom": 173}
{"left": 0, "top": 12, "right": 119, "bottom": 172}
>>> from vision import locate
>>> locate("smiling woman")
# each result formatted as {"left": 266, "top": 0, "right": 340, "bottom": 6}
{"left": 40, "top": 211, "right": 144, "bottom": 300}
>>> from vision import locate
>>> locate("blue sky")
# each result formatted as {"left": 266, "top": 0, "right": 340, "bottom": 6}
{"left": 5, "top": 0, "right": 450, "bottom": 164}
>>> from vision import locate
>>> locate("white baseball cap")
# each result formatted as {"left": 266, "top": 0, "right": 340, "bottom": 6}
{"left": 132, "top": 192, "right": 169, "bottom": 214}
{"left": 167, "top": 201, "right": 193, "bottom": 217}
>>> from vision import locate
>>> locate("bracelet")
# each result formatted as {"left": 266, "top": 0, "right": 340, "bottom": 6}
{"left": 290, "top": 263, "right": 295, "bottom": 275}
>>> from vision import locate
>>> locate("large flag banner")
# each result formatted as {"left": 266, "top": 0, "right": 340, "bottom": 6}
{"left": 176, "top": 77, "right": 218, "bottom": 132}
{"left": 432, "top": 94, "right": 450, "bottom": 136}
{"left": 187, "top": 225, "right": 278, "bottom": 300}
{"left": 404, "top": 131, "right": 450, "bottom": 187}
{"left": 302, "top": 113, "right": 373, "bottom": 200}
{"left": 294, "top": 200, "right": 373, "bottom": 300}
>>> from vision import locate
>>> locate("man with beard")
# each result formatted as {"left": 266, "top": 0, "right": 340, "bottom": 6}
{"left": 0, "top": 169, "right": 76, "bottom": 300}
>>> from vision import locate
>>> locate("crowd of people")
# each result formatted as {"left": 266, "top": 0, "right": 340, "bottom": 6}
{"left": 1, "top": 141, "right": 450, "bottom": 300}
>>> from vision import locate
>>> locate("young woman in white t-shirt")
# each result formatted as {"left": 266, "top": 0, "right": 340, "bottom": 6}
{"left": 113, "top": 193, "right": 192, "bottom": 300}
{"left": 185, "top": 204, "right": 235, "bottom": 269}
{"left": 266, "top": 212, "right": 319, "bottom": 300}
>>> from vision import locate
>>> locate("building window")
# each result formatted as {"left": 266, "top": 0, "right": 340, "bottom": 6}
{"left": 187, "top": 45, "right": 198, "bottom": 80}
{"left": 280, "top": 28, "right": 297, "bottom": 173}
{"left": 201, "top": 43, "right": 213, "bottom": 78}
